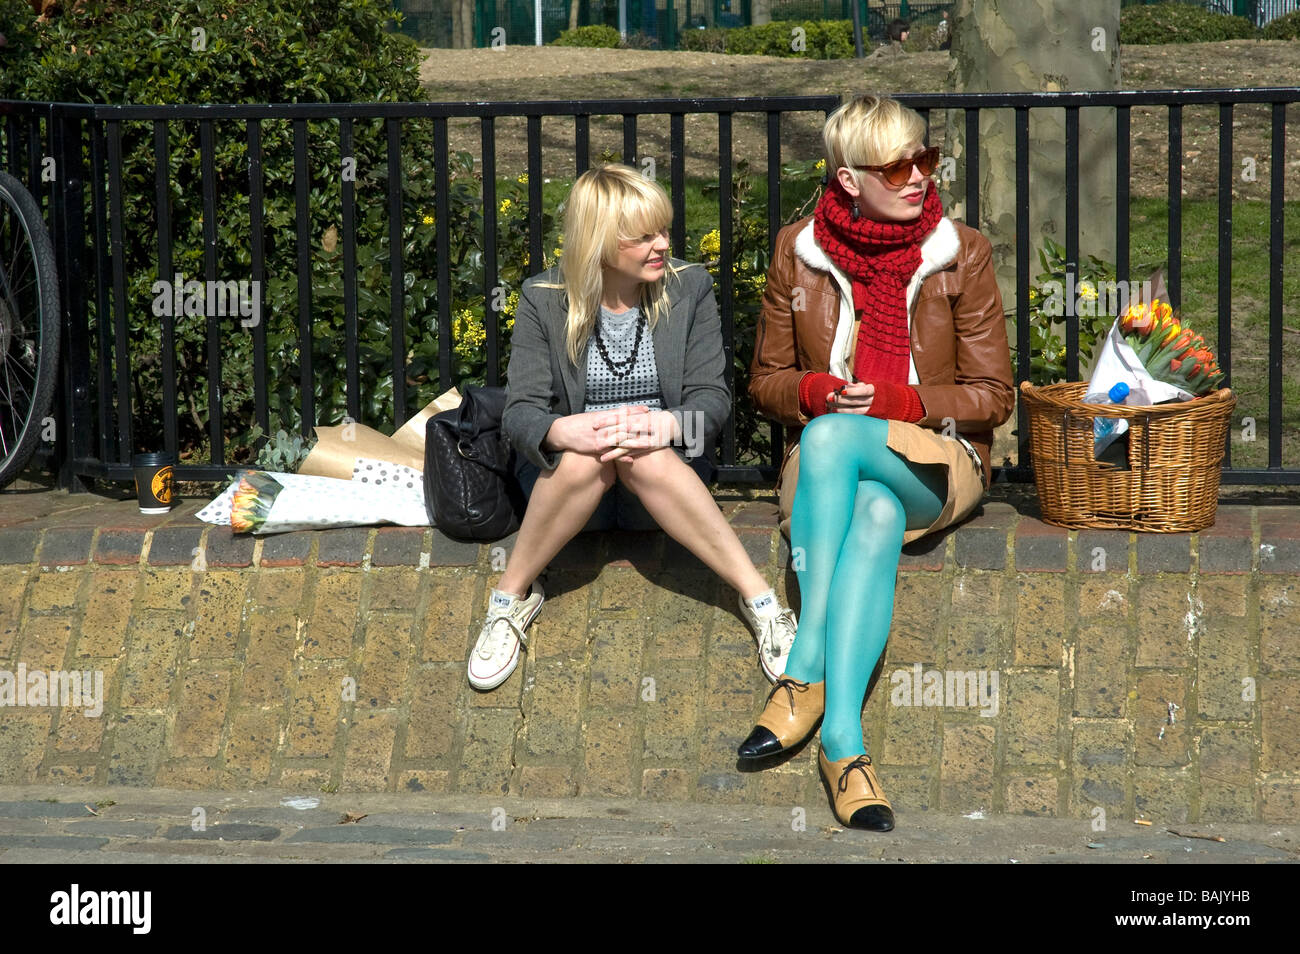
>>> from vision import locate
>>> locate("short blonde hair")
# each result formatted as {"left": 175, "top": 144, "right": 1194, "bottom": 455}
{"left": 822, "top": 94, "right": 927, "bottom": 192}
{"left": 537, "top": 164, "right": 687, "bottom": 365}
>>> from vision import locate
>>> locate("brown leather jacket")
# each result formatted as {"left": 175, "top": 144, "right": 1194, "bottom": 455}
{"left": 749, "top": 213, "right": 1015, "bottom": 487}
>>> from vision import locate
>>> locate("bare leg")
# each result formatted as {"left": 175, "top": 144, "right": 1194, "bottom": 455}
{"left": 497, "top": 451, "right": 614, "bottom": 597}
{"left": 613, "top": 448, "right": 770, "bottom": 599}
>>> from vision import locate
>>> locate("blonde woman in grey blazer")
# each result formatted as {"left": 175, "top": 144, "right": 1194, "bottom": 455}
{"left": 467, "top": 164, "right": 798, "bottom": 692}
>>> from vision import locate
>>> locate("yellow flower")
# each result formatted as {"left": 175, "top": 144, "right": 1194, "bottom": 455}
{"left": 421, "top": 214, "right": 434, "bottom": 226}
{"left": 1028, "top": 288, "right": 1039, "bottom": 302}
{"left": 1078, "top": 281, "right": 1097, "bottom": 300}
{"left": 453, "top": 309, "right": 487, "bottom": 362}
{"left": 516, "top": 173, "right": 528, "bottom": 184}
{"left": 698, "top": 228, "right": 721, "bottom": 259}
{"left": 815, "top": 159, "right": 826, "bottom": 171}
{"left": 499, "top": 198, "right": 513, "bottom": 215}
{"left": 502, "top": 290, "right": 520, "bottom": 316}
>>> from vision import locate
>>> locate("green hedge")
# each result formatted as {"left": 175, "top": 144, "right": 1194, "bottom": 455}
{"left": 1119, "top": 3, "right": 1257, "bottom": 44}
{"left": 551, "top": 24, "right": 622, "bottom": 47}
{"left": 1261, "top": 10, "right": 1300, "bottom": 40}
{"left": 680, "top": 19, "right": 854, "bottom": 57}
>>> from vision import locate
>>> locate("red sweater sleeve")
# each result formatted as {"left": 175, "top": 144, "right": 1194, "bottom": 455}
{"left": 866, "top": 381, "right": 925, "bottom": 422}
{"left": 798, "top": 372, "right": 848, "bottom": 418}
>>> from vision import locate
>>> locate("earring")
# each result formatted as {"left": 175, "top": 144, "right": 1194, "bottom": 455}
{"left": 851, "top": 204, "right": 861, "bottom": 221}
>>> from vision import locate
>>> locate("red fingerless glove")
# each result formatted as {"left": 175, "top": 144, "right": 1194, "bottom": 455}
{"left": 865, "top": 381, "right": 925, "bottom": 422}
{"left": 798, "top": 372, "right": 849, "bottom": 418}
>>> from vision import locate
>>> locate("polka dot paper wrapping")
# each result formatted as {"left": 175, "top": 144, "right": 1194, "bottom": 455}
{"left": 196, "top": 458, "right": 428, "bottom": 534}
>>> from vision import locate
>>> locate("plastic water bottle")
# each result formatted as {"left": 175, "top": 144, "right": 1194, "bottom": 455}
{"left": 1093, "top": 381, "right": 1130, "bottom": 468}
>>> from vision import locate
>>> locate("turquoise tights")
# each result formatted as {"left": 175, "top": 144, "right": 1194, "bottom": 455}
{"left": 785, "top": 414, "right": 948, "bottom": 762}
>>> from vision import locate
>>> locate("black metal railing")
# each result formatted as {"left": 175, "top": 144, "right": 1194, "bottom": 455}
{"left": 1, "top": 89, "right": 1296, "bottom": 489}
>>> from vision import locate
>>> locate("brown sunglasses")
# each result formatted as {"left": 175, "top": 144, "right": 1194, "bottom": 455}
{"left": 852, "top": 146, "right": 942, "bottom": 187}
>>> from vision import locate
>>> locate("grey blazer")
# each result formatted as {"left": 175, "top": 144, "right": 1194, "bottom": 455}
{"left": 502, "top": 259, "right": 732, "bottom": 471}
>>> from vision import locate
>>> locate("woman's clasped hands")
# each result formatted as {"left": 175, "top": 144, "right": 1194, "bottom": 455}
{"left": 546, "top": 405, "right": 682, "bottom": 462}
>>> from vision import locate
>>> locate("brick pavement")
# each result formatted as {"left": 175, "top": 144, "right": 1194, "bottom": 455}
{"left": 0, "top": 486, "right": 1298, "bottom": 825}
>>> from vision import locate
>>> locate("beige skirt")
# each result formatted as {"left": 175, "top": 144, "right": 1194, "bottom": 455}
{"left": 777, "top": 420, "right": 986, "bottom": 545}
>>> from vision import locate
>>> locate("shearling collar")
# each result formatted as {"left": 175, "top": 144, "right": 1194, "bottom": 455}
{"left": 791, "top": 215, "right": 961, "bottom": 382}
{"left": 793, "top": 215, "right": 961, "bottom": 281}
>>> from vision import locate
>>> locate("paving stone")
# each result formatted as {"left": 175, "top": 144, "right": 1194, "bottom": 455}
{"left": 1003, "top": 775, "right": 1060, "bottom": 816}
{"left": 1199, "top": 724, "right": 1256, "bottom": 822}
{"left": 1074, "top": 621, "right": 1130, "bottom": 718}
{"left": 37, "top": 527, "right": 94, "bottom": 566}
{"left": 1259, "top": 577, "right": 1300, "bottom": 671}
{"left": 1260, "top": 675, "right": 1300, "bottom": 774}
{"left": 106, "top": 713, "right": 167, "bottom": 785}
{"left": 1133, "top": 671, "right": 1190, "bottom": 768}
{"left": 732, "top": 502, "right": 778, "bottom": 527}
{"left": 1070, "top": 720, "right": 1130, "bottom": 818}
{"left": 0, "top": 529, "right": 39, "bottom": 564}
{"left": 1003, "top": 670, "right": 1060, "bottom": 765}
{"left": 205, "top": 528, "right": 254, "bottom": 568}
{"left": 898, "top": 532, "right": 946, "bottom": 571}
{"left": 1012, "top": 574, "right": 1067, "bottom": 666}
{"left": 384, "top": 847, "right": 492, "bottom": 861}
{"left": 147, "top": 526, "right": 204, "bottom": 566}
{"left": 736, "top": 529, "right": 772, "bottom": 567}
{"left": 1133, "top": 768, "right": 1191, "bottom": 824}
{"left": 1199, "top": 535, "right": 1253, "bottom": 574}
{"left": 604, "top": 531, "right": 661, "bottom": 569}
{"left": 372, "top": 528, "right": 426, "bottom": 566}
{"left": 0, "top": 800, "right": 97, "bottom": 818}
{"left": 1134, "top": 580, "right": 1196, "bottom": 668}
{"left": 428, "top": 531, "right": 481, "bottom": 567}
{"left": 953, "top": 527, "right": 1007, "bottom": 570}
{"left": 939, "top": 723, "right": 996, "bottom": 813}
{"left": 1076, "top": 530, "right": 1130, "bottom": 573}
{"left": 285, "top": 826, "right": 455, "bottom": 844}
{"left": 316, "top": 528, "right": 371, "bottom": 567}
{"left": 161, "top": 823, "right": 282, "bottom": 841}
{"left": 1257, "top": 538, "right": 1300, "bottom": 574}
{"left": 1136, "top": 533, "right": 1192, "bottom": 574}
{"left": 0, "top": 834, "right": 108, "bottom": 850}
{"left": 93, "top": 529, "right": 146, "bottom": 565}
{"left": 514, "top": 765, "right": 578, "bottom": 798}
{"left": 1013, "top": 517, "right": 1068, "bottom": 571}
{"left": 259, "top": 532, "right": 313, "bottom": 567}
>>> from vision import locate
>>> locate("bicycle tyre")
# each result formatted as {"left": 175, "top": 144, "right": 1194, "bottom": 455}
{"left": 0, "top": 170, "right": 60, "bottom": 488}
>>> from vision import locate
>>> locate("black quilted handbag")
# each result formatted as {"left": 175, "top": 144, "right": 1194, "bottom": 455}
{"left": 423, "top": 386, "right": 526, "bottom": 541}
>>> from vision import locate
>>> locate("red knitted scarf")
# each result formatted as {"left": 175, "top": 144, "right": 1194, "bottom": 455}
{"left": 812, "top": 178, "right": 943, "bottom": 385}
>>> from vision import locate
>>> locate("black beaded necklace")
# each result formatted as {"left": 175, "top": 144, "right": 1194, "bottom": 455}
{"left": 593, "top": 308, "right": 645, "bottom": 379}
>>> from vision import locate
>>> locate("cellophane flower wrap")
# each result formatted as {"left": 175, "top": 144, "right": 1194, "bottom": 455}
{"left": 198, "top": 458, "right": 428, "bottom": 534}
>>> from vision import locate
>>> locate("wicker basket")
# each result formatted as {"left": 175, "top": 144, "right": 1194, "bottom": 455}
{"left": 1019, "top": 380, "right": 1236, "bottom": 532}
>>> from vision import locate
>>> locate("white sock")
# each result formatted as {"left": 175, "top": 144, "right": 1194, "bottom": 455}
{"left": 745, "top": 588, "right": 778, "bottom": 616}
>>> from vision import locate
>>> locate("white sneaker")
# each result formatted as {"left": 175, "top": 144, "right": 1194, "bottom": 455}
{"left": 467, "top": 582, "right": 545, "bottom": 691}
{"left": 738, "top": 591, "right": 797, "bottom": 684}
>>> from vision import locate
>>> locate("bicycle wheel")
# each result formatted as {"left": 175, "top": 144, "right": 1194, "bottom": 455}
{"left": 0, "top": 170, "right": 60, "bottom": 487}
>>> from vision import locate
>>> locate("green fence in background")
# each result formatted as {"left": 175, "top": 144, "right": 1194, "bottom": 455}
{"left": 392, "top": 0, "right": 954, "bottom": 49}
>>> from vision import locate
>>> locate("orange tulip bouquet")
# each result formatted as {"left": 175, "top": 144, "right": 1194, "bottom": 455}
{"left": 1086, "top": 298, "right": 1225, "bottom": 407}
{"left": 1115, "top": 299, "right": 1224, "bottom": 398}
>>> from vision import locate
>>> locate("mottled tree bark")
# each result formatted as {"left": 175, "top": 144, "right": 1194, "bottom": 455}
{"left": 944, "top": 0, "right": 1120, "bottom": 284}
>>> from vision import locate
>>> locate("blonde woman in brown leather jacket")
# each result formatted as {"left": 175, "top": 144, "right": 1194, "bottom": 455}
{"left": 737, "top": 94, "right": 1015, "bottom": 831}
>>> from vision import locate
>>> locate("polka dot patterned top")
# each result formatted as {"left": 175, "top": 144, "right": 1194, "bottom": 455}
{"left": 584, "top": 304, "right": 664, "bottom": 413}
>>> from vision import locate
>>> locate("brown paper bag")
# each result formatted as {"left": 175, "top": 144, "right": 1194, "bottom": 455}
{"left": 298, "top": 387, "right": 462, "bottom": 479}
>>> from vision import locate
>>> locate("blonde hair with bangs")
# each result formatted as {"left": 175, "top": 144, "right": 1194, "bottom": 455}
{"left": 535, "top": 164, "right": 688, "bottom": 366}
{"left": 822, "top": 93, "right": 927, "bottom": 195}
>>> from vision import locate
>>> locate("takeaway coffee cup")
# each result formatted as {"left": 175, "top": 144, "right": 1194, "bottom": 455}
{"left": 132, "top": 452, "right": 176, "bottom": 514}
